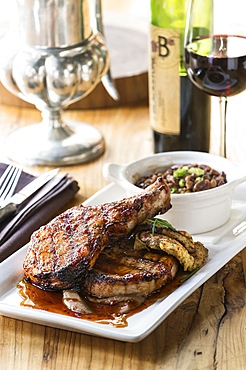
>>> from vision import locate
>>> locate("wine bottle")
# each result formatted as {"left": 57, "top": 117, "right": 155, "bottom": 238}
{"left": 149, "top": 0, "right": 211, "bottom": 152}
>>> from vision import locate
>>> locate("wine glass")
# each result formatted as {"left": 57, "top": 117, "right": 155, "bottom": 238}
{"left": 184, "top": 0, "right": 246, "bottom": 158}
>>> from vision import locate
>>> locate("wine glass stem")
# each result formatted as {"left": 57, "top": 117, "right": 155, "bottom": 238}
{"left": 219, "top": 96, "right": 228, "bottom": 158}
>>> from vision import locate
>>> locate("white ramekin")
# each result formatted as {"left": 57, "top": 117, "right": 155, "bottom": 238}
{"left": 103, "top": 151, "right": 246, "bottom": 234}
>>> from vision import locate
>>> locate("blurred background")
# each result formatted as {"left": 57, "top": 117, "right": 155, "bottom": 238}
{"left": 0, "top": 0, "right": 245, "bottom": 163}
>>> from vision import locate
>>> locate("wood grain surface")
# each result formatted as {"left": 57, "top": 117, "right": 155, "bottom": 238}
{"left": 1, "top": 0, "right": 246, "bottom": 369}
{"left": 1, "top": 99, "right": 246, "bottom": 370}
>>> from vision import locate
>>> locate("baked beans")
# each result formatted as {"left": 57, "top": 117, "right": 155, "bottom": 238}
{"left": 135, "top": 164, "right": 227, "bottom": 194}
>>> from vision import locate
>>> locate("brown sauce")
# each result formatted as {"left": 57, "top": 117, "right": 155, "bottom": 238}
{"left": 17, "top": 266, "right": 187, "bottom": 328}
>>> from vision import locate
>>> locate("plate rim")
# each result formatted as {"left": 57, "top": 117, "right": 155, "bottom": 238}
{"left": 1, "top": 182, "right": 246, "bottom": 342}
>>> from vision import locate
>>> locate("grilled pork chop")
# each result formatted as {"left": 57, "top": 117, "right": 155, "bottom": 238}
{"left": 23, "top": 178, "right": 171, "bottom": 290}
{"left": 83, "top": 242, "right": 178, "bottom": 303}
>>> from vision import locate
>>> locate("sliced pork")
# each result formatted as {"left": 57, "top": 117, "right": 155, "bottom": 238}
{"left": 83, "top": 243, "right": 178, "bottom": 302}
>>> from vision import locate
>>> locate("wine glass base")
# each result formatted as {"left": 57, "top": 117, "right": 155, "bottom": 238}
{"left": 4, "top": 120, "right": 105, "bottom": 166}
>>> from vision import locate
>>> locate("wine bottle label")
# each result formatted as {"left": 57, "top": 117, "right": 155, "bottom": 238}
{"left": 149, "top": 24, "right": 180, "bottom": 135}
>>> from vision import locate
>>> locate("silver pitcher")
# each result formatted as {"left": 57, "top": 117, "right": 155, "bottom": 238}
{"left": 0, "top": 0, "right": 119, "bottom": 166}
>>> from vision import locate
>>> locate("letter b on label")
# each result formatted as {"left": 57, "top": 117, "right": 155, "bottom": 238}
{"left": 158, "top": 36, "right": 169, "bottom": 57}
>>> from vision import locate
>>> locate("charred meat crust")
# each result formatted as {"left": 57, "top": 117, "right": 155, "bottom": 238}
{"left": 23, "top": 178, "right": 171, "bottom": 290}
{"left": 83, "top": 245, "right": 178, "bottom": 299}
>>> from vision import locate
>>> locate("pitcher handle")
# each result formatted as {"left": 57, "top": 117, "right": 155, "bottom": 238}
{"left": 91, "top": 0, "right": 120, "bottom": 101}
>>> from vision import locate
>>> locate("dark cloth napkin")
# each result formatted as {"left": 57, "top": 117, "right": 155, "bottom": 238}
{"left": 0, "top": 163, "right": 79, "bottom": 262}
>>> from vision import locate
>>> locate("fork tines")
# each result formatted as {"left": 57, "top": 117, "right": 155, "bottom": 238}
{"left": 0, "top": 165, "right": 22, "bottom": 203}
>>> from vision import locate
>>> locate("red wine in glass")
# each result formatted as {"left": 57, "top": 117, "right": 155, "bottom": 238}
{"left": 184, "top": 32, "right": 246, "bottom": 157}
{"left": 185, "top": 35, "right": 246, "bottom": 97}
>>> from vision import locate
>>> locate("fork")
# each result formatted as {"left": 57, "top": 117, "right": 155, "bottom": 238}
{"left": 0, "top": 165, "right": 22, "bottom": 206}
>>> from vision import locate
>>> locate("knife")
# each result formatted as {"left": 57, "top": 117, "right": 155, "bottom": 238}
{"left": 0, "top": 168, "right": 60, "bottom": 222}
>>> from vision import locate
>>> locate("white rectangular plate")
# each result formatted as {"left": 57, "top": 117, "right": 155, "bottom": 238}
{"left": 1, "top": 182, "right": 246, "bottom": 342}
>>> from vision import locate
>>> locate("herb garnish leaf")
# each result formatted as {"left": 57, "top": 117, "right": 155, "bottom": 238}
{"left": 179, "top": 268, "right": 200, "bottom": 283}
{"left": 145, "top": 218, "right": 177, "bottom": 235}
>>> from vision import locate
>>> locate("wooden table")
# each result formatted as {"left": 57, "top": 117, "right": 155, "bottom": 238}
{"left": 1, "top": 99, "right": 246, "bottom": 370}
{"left": 1, "top": 1, "right": 246, "bottom": 369}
